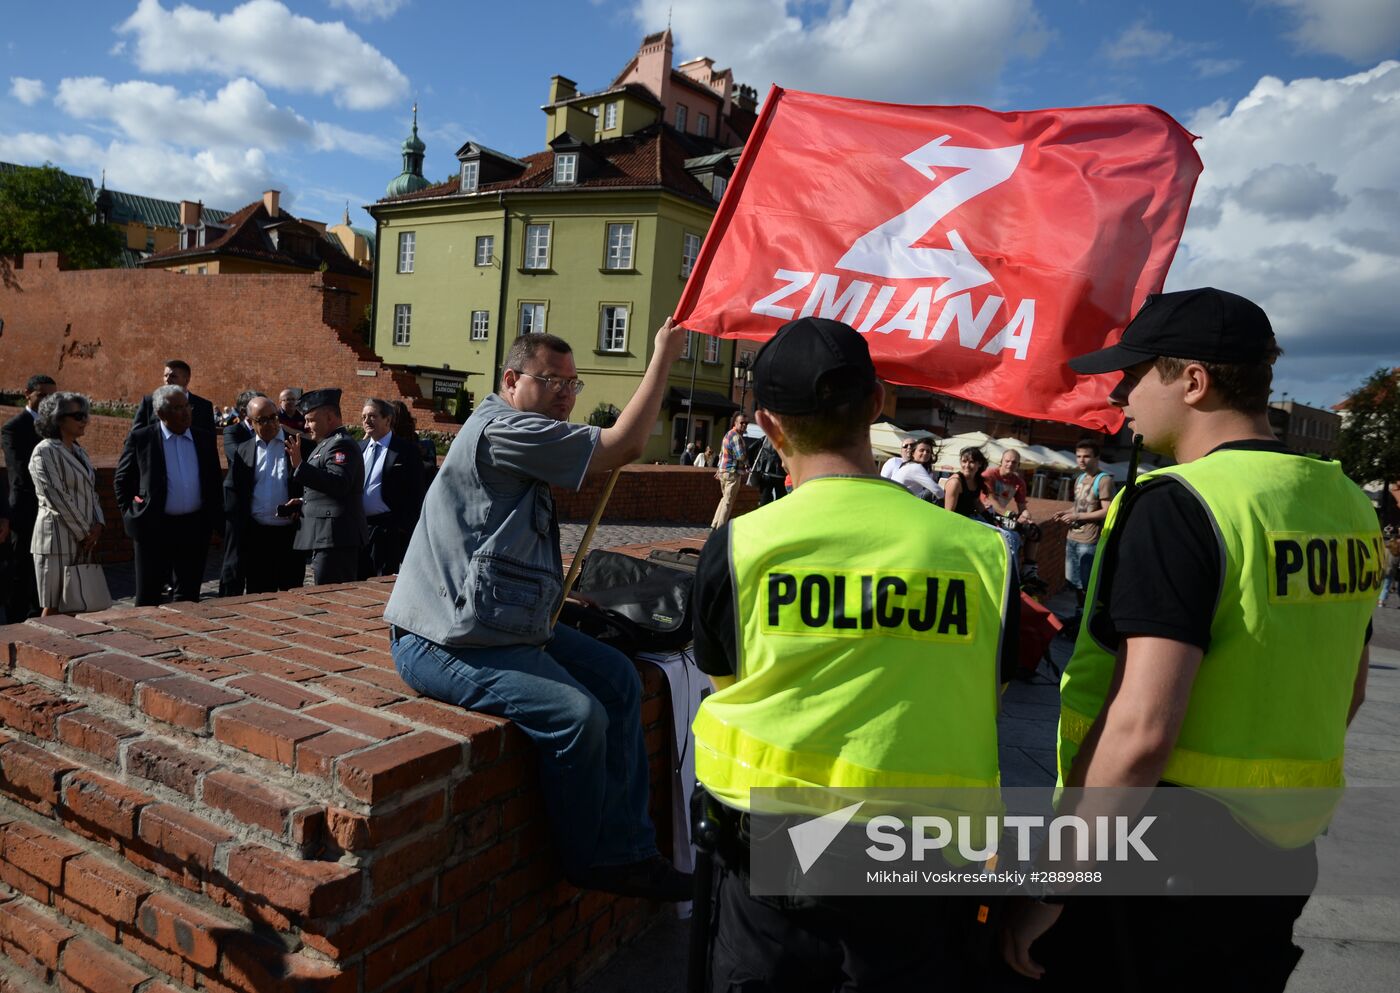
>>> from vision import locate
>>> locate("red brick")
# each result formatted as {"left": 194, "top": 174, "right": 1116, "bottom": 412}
{"left": 387, "top": 701, "right": 505, "bottom": 766}
{"left": 61, "top": 855, "right": 152, "bottom": 925}
{"left": 202, "top": 771, "right": 302, "bottom": 837}
{"left": 223, "top": 845, "right": 362, "bottom": 918}
{"left": 136, "top": 891, "right": 227, "bottom": 969}
{"left": 137, "top": 803, "right": 234, "bottom": 872}
{"left": 294, "top": 617, "right": 361, "bottom": 639}
{"left": 165, "top": 636, "right": 250, "bottom": 661}
{"left": 213, "top": 629, "right": 295, "bottom": 653}
{"left": 235, "top": 653, "right": 323, "bottom": 682}
{"left": 0, "top": 898, "right": 75, "bottom": 971}
{"left": 0, "top": 683, "right": 84, "bottom": 739}
{"left": 69, "top": 654, "right": 175, "bottom": 704}
{"left": 453, "top": 753, "right": 532, "bottom": 813}
{"left": 154, "top": 653, "right": 246, "bottom": 680}
{"left": 336, "top": 731, "right": 462, "bottom": 803}
{"left": 58, "top": 936, "right": 149, "bottom": 993}
{"left": 439, "top": 841, "right": 513, "bottom": 905}
{"left": 160, "top": 600, "right": 238, "bottom": 620}
{"left": 299, "top": 877, "right": 434, "bottom": 959}
{"left": 364, "top": 912, "right": 452, "bottom": 990}
{"left": 123, "top": 738, "right": 217, "bottom": 797}
{"left": 305, "top": 674, "right": 404, "bottom": 708}
{"left": 213, "top": 702, "right": 332, "bottom": 765}
{"left": 150, "top": 612, "right": 227, "bottom": 634}
{"left": 0, "top": 862, "right": 50, "bottom": 904}
{"left": 0, "top": 739, "right": 79, "bottom": 808}
{"left": 138, "top": 676, "right": 244, "bottom": 732}
{"left": 0, "top": 820, "right": 83, "bottom": 885}
{"left": 325, "top": 791, "right": 445, "bottom": 851}
{"left": 99, "top": 617, "right": 186, "bottom": 641}
{"left": 60, "top": 772, "right": 154, "bottom": 845}
{"left": 220, "top": 933, "right": 358, "bottom": 993}
{"left": 119, "top": 930, "right": 197, "bottom": 988}
{"left": 428, "top": 922, "right": 505, "bottom": 988}
{"left": 226, "top": 673, "right": 327, "bottom": 710}
{"left": 86, "top": 631, "right": 170, "bottom": 657}
{"left": 268, "top": 647, "right": 360, "bottom": 674}
{"left": 7, "top": 630, "right": 101, "bottom": 680}
{"left": 283, "top": 632, "right": 364, "bottom": 657}
{"left": 26, "top": 615, "right": 112, "bottom": 638}
{"left": 303, "top": 703, "right": 410, "bottom": 741}
{"left": 369, "top": 830, "right": 455, "bottom": 891}
{"left": 340, "top": 630, "right": 394, "bottom": 652}
{"left": 340, "top": 663, "right": 417, "bottom": 692}
{"left": 295, "top": 730, "right": 371, "bottom": 779}
{"left": 352, "top": 649, "right": 397, "bottom": 671}
{"left": 55, "top": 712, "right": 140, "bottom": 764}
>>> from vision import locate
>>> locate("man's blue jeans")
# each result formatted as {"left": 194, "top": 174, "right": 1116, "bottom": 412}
{"left": 390, "top": 624, "right": 657, "bottom": 875}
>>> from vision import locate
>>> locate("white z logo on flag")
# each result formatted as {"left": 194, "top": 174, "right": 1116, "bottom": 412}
{"left": 837, "top": 136, "right": 1023, "bottom": 301}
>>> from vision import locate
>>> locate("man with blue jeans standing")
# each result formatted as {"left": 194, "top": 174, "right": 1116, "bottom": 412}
{"left": 385, "top": 320, "right": 690, "bottom": 900}
{"left": 1052, "top": 438, "right": 1114, "bottom": 615}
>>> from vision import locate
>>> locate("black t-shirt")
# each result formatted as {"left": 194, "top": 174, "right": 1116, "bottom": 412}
{"left": 693, "top": 520, "right": 1022, "bottom": 681}
{"left": 1088, "top": 439, "right": 1371, "bottom": 651}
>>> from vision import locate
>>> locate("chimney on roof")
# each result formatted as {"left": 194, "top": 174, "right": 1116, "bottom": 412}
{"left": 263, "top": 190, "right": 280, "bottom": 216}
{"left": 178, "top": 200, "right": 202, "bottom": 227}
{"left": 549, "top": 75, "right": 577, "bottom": 104}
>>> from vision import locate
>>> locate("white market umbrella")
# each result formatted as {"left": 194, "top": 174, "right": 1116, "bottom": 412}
{"left": 1025, "top": 445, "right": 1078, "bottom": 471}
{"left": 869, "top": 423, "right": 935, "bottom": 459}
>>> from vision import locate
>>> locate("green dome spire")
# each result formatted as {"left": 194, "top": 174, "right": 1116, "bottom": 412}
{"left": 387, "top": 103, "right": 431, "bottom": 197}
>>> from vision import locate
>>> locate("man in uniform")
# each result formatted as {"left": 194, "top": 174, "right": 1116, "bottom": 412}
{"left": 1003, "top": 288, "right": 1377, "bottom": 990}
{"left": 385, "top": 322, "right": 691, "bottom": 900}
{"left": 287, "top": 389, "right": 368, "bottom": 585}
{"left": 691, "top": 317, "right": 1019, "bottom": 991}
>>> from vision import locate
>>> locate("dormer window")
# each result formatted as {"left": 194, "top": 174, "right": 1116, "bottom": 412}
{"left": 461, "top": 160, "right": 479, "bottom": 192}
{"left": 675, "top": 105, "right": 687, "bottom": 132}
{"left": 604, "top": 102, "right": 618, "bottom": 129}
{"left": 554, "top": 152, "right": 578, "bottom": 185}
{"left": 712, "top": 174, "right": 728, "bottom": 202}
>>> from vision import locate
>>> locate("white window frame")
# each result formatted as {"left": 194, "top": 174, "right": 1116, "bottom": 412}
{"left": 599, "top": 305, "right": 629, "bottom": 353}
{"left": 675, "top": 104, "right": 687, "bottom": 132}
{"left": 712, "top": 174, "right": 728, "bottom": 202}
{"left": 524, "top": 223, "right": 551, "bottom": 270}
{"left": 604, "top": 102, "right": 618, "bottom": 129}
{"left": 681, "top": 232, "right": 701, "bottom": 277}
{"left": 680, "top": 330, "right": 694, "bottom": 360}
{"left": 703, "top": 334, "right": 721, "bottom": 363}
{"left": 393, "top": 304, "right": 411, "bottom": 346}
{"left": 470, "top": 310, "right": 489, "bottom": 341}
{"left": 474, "top": 235, "right": 494, "bottom": 267}
{"left": 554, "top": 152, "right": 578, "bottom": 184}
{"left": 697, "top": 112, "right": 710, "bottom": 137}
{"left": 605, "top": 222, "right": 634, "bottom": 270}
{"left": 397, "top": 231, "right": 415, "bottom": 274}
{"left": 460, "top": 160, "right": 479, "bottom": 192}
{"left": 519, "top": 302, "right": 546, "bottom": 335}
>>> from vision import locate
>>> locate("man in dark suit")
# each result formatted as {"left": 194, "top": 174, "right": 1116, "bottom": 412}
{"left": 286, "top": 389, "right": 368, "bottom": 585}
{"left": 217, "top": 389, "right": 265, "bottom": 597}
{"left": 224, "top": 396, "right": 305, "bottom": 593}
{"left": 2, "top": 374, "right": 57, "bottom": 620}
{"left": 357, "top": 398, "right": 426, "bottom": 579}
{"left": 116, "top": 385, "right": 224, "bottom": 605}
{"left": 130, "top": 359, "right": 217, "bottom": 434}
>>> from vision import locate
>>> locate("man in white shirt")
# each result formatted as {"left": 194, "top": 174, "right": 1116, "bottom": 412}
{"left": 223, "top": 396, "right": 305, "bottom": 592}
{"left": 880, "top": 438, "right": 916, "bottom": 479}
{"left": 893, "top": 440, "right": 945, "bottom": 503}
{"left": 358, "top": 399, "right": 425, "bottom": 579}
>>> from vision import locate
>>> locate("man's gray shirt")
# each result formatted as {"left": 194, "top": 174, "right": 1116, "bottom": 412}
{"left": 384, "top": 393, "right": 599, "bottom": 647}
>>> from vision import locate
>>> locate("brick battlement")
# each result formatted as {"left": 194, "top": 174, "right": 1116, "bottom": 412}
{"left": 0, "top": 582, "right": 673, "bottom": 992}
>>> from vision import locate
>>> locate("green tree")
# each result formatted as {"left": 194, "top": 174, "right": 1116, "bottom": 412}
{"left": 1335, "top": 367, "right": 1400, "bottom": 486}
{"left": 0, "top": 163, "right": 122, "bottom": 269}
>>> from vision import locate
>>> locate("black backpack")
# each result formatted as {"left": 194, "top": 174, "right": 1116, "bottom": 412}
{"left": 569, "top": 549, "right": 696, "bottom": 653}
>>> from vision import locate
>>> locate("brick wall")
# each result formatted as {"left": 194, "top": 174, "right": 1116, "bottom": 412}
{"left": 0, "top": 582, "right": 673, "bottom": 992}
{"left": 0, "top": 254, "right": 449, "bottom": 427}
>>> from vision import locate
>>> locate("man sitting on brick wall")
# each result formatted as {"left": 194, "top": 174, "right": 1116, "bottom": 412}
{"left": 384, "top": 321, "right": 691, "bottom": 901}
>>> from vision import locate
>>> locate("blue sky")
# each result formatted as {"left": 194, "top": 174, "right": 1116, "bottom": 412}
{"left": 3, "top": 0, "right": 1398, "bottom": 407}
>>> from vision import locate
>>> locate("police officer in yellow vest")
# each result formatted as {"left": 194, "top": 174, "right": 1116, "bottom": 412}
{"left": 1002, "top": 289, "right": 1377, "bottom": 990}
{"left": 690, "top": 317, "right": 1020, "bottom": 992}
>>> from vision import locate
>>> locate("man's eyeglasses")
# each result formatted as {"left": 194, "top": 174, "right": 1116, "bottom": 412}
{"left": 517, "top": 372, "right": 586, "bottom": 396}
{"left": 60, "top": 411, "right": 89, "bottom": 421}
{"left": 249, "top": 415, "right": 280, "bottom": 425}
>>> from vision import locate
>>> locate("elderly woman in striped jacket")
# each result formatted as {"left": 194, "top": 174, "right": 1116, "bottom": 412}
{"left": 28, "top": 392, "right": 104, "bottom": 616}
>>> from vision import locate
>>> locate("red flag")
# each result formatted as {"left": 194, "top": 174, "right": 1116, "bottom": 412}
{"left": 674, "top": 88, "right": 1202, "bottom": 432}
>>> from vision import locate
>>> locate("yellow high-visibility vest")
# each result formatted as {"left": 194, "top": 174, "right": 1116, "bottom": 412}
{"left": 1058, "top": 450, "right": 1380, "bottom": 846}
{"left": 693, "top": 476, "right": 1012, "bottom": 811}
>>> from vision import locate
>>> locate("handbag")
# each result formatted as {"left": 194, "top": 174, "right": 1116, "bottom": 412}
{"left": 59, "top": 550, "right": 112, "bottom": 614}
{"left": 572, "top": 549, "right": 694, "bottom": 651}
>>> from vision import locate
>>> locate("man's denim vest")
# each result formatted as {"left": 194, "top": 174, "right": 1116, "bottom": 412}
{"left": 384, "top": 395, "right": 565, "bottom": 647}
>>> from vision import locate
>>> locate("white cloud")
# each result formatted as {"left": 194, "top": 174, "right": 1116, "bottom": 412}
{"left": 632, "top": 0, "right": 1049, "bottom": 105}
{"left": 1169, "top": 61, "right": 1400, "bottom": 401}
{"left": 1102, "top": 22, "right": 1180, "bottom": 62}
{"left": 1193, "top": 58, "right": 1242, "bottom": 79}
{"left": 117, "top": 0, "right": 409, "bottom": 110}
{"left": 10, "top": 77, "right": 46, "bottom": 106}
{"left": 0, "top": 132, "right": 107, "bottom": 167}
{"left": 1262, "top": 0, "right": 1400, "bottom": 63}
{"left": 53, "top": 76, "right": 385, "bottom": 157}
{"left": 326, "top": 0, "right": 408, "bottom": 20}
